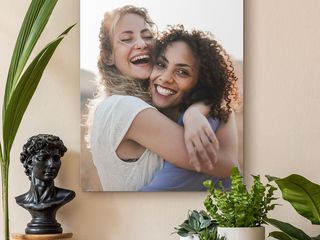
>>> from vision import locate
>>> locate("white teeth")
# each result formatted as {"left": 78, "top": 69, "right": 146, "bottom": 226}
{"left": 156, "top": 85, "right": 175, "bottom": 96}
{"left": 131, "top": 54, "right": 150, "bottom": 62}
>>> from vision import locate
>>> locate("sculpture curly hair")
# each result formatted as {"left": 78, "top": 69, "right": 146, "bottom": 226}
{"left": 155, "top": 25, "right": 240, "bottom": 122}
{"left": 20, "top": 134, "right": 67, "bottom": 179}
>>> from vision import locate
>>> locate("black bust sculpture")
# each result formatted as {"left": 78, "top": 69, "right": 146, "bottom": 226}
{"left": 15, "top": 134, "right": 75, "bottom": 234}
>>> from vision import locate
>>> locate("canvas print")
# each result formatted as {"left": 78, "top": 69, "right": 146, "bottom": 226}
{"left": 80, "top": 0, "right": 243, "bottom": 191}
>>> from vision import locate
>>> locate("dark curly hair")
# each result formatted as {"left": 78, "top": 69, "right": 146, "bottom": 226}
{"left": 155, "top": 25, "right": 240, "bottom": 122}
{"left": 20, "top": 134, "right": 67, "bottom": 179}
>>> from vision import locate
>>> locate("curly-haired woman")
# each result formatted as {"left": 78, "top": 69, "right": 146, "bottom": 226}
{"left": 87, "top": 5, "right": 239, "bottom": 191}
{"left": 140, "top": 25, "right": 239, "bottom": 191}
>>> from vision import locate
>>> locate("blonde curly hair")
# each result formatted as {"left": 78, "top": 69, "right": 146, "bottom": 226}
{"left": 97, "top": 5, "right": 157, "bottom": 101}
{"left": 85, "top": 5, "right": 157, "bottom": 146}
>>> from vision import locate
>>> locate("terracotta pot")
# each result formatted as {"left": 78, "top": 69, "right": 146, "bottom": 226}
{"left": 217, "top": 226, "right": 265, "bottom": 240}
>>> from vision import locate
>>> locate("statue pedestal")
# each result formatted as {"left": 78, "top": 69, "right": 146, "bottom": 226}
{"left": 11, "top": 233, "right": 73, "bottom": 240}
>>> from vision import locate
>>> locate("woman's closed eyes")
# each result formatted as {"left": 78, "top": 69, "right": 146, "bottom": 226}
{"left": 118, "top": 30, "right": 154, "bottom": 47}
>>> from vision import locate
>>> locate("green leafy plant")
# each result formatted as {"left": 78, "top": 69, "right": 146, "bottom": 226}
{"left": 0, "top": 1, "right": 74, "bottom": 239}
{"left": 199, "top": 228, "right": 226, "bottom": 240}
{"left": 265, "top": 174, "right": 320, "bottom": 240}
{"left": 203, "top": 167, "right": 277, "bottom": 227}
{"left": 175, "top": 210, "right": 225, "bottom": 240}
{"left": 175, "top": 210, "right": 217, "bottom": 237}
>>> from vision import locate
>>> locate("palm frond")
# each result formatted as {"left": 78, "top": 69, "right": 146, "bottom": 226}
{"left": 2, "top": 25, "right": 75, "bottom": 159}
{"left": 4, "top": 0, "right": 58, "bottom": 113}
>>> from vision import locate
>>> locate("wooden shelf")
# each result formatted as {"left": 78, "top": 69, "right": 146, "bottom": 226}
{"left": 11, "top": 233, "right": 73, "bottom": 240}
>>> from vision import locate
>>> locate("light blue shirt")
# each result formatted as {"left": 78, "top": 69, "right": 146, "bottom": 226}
{"left": 140, "top": 115, "right": 231, "bottom": 191}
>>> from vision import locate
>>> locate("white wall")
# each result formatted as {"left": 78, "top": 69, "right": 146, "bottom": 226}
{"left": 0, "top": 0, "right": 319, "bottom": 239}
{"left": 245, "top": 0, "right": 320, "bottom": 236}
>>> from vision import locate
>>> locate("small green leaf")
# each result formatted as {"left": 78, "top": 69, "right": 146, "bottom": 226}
{"left": 179, "top": 223, "right": 196, "bottom": 233}
{"left": 200, "top": 219, "right": 212, "bottom": 229}
{"left": 269, "top": 231, "right": 296, "bottom": 240}
{"left": 176, "top": 229, "right": 189, "bottom": 237}
{"left": 266, "top": 175, "right": 280, "bottom": 182}
{"left": 265, "top": 218, "right": 312, "bottom": 240}
{"left": 203, "top": 180, "right": 213, "bottom": 188}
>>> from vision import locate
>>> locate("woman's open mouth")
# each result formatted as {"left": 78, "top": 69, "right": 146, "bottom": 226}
{"left": 155, "top": 84, "right": 176, "bottom": 96}
{"left": 130, "top": 54, "right": 151, "bottom": 65}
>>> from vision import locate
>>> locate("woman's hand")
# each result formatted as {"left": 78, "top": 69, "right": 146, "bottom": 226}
{"left": 126, "top": 107, "right": 234, "bottom": 177}
{"left": 183, "top": 107, "right": 219, "bottom": 172}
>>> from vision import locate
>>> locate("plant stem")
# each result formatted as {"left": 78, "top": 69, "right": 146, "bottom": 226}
{"left": 1, "top": 160, "right": 9, "bottom": 240}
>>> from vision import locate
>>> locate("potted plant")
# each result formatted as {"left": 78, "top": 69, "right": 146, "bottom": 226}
{"left": 265, "top": 174, "right": 320, "bottom": 240}
{"left": 0, "top": 1, "right": 74, "bottom": 239}
{"left": 174, "top": 210, "right": 226, "bottom": 240}
{"left": 203, "top": 166, "right": 277, "bottom": 240}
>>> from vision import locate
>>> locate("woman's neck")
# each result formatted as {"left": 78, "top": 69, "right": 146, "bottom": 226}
{"left": 160, "top": 107, "right": 180, "bottom": 122}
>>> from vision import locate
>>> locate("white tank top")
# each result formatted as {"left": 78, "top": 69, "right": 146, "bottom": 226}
{"left": 90, "top": 95, "right": 163, "bottom": 191}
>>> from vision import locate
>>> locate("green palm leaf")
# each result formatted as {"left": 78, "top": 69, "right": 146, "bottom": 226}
{"left": 4, "top": 0, "right": 44, "bottom": 102}
{"left": 4, "top": 0, "right": 58, "bottom": 112}
{"left": 275, "top": 174, "right": 320, "bottom": 225}
{"left": 2, "top": 25, "right": 75, "bottom": 157}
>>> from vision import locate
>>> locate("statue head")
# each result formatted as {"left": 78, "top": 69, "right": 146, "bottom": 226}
{"left": 20, "top": 134, "right": 67, "bottom": 182}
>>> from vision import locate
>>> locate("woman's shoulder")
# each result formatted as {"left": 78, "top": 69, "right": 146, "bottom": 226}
{"left": 97, "top": 95, "right": 153, "bottom": 112}
{"left": 110, "top": 95, "right": 151, "bottom": 104}
{"left": 92, "top": 94, "right": 156, "bottom": 133}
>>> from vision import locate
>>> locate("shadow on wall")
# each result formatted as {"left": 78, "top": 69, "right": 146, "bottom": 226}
{"left": 80, "top": 62, "right": 244, "bottom": 191}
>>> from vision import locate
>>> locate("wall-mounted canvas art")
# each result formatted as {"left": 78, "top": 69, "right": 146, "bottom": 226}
{"left": 80, "top": 0, "right": 243, "bottom": 191}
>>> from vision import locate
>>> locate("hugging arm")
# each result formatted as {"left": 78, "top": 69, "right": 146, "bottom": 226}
{"left": 123, "top": 108, "right": 231, "bottom": 178}
{"left": 210, "top": 110, "right": 238, "bottom": 177}
{"left": 183, "top": 105, "right": 238, "bottom": 177}
{"left": 182, "top": 105, "right": 219, "bottom": 171}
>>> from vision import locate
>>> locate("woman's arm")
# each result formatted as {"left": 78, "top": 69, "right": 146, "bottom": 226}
{"left": 182, "top": 106, "right": 219, "bottom": 170}
{"left": 123, "top": 108, "right": 233, "bottom": 177}
{"left": 183, "top": 104, "right": 238, "bottom": 177}
{"left": 212, "top": 110, "right": 238, "bottom": 177}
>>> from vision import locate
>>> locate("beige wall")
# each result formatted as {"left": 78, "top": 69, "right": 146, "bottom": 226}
{"left": 0, "top": 0, "right": 319, "bottom": 239}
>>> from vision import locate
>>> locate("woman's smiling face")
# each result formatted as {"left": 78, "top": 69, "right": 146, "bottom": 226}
{"left": 112, "top": 13, "right": 155, "bottom": 80}
{"left": 150, "top": 41, "right": 199, "bottom": 109}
